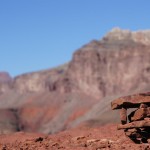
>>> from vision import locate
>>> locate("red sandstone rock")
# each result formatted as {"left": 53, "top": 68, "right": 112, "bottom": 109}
{"left": 0, "top": 124, "right": 149, "bottom": 150}
{"left": 111, "top": 92, "right": 150, "bottom": 110}
{"left": 118, "top": 120, "right": 150, "bottom": 130}
{"left": 120, "top": 107, "right": 127, "bottom": 124}
{"left": 130, "top": 108, "right": 150, "bottom": 121}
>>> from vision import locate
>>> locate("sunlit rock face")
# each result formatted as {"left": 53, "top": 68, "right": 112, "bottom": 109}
{"left": 56, "top": 28, "right": 150, "bottom": 98}
{"left": 12, "top": 64, "right": 68, "bottom": 93}
{"left": 103, "top": 27, "right": 150, "bottom": 45}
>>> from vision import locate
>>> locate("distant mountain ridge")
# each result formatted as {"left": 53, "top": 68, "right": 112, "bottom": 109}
{"left": 0, "top": 28, "right": 150, "bottom": 134}
{"left": 0, "top": 72, "right": 12, "bottom": 83}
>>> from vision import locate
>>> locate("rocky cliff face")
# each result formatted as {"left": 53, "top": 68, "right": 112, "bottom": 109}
{"left": 12, "top": 64, "right": 68, "bottom": 93}
{"left": 55, "top": 28, "right": 150, "bottom": 98}
{"left": 0, "top": 28, "right": 150, "bottom": 134}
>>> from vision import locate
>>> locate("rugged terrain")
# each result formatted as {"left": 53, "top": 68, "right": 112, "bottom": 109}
{"left": 0, "top": 124, "right": 150, "bottom": 150}
{"left": 0, "top": 28, "right": 150, "bottom": 136}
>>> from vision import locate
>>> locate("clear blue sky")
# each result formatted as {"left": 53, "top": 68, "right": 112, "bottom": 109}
{"left": 0, "top": 0, "right": 150, "bottom": 77}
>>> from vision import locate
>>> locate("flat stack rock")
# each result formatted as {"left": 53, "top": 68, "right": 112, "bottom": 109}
{"left": 111, "top": 92, "right": 150, "bottom": 143}
{"left": 111, "top": 92, "right": 150, "bottom": 109}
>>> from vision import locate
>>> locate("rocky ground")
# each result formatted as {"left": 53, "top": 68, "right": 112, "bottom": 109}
{"left": 0, "top": 124, "right": 150, "bottom": 150}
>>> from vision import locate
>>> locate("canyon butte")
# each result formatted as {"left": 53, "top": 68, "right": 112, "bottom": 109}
{"left": 0, "top": 28, "right": 150, "bottom": 149}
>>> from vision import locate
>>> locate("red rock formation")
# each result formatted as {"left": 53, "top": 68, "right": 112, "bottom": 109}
{"left": 58, "top": 36, "right": 150, "bottom": 98}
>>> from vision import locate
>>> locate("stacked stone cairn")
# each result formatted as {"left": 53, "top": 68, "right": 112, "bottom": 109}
{"left": 111, "top": 92, "right": 150, "bottom": 143}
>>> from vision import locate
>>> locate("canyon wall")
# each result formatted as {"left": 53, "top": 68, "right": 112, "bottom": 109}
{"left": 0, "top": 28, "right": 150, "bottom": 134}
